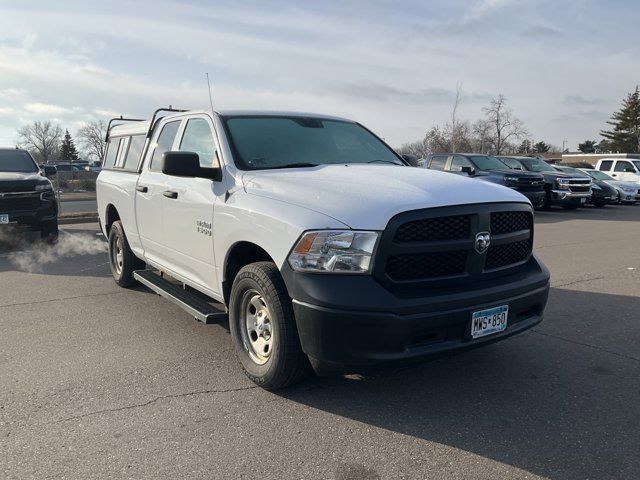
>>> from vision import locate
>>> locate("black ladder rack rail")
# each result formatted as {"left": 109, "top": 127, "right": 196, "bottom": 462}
{"left": 105, "top": 116, "right": 145, "bottom": 142}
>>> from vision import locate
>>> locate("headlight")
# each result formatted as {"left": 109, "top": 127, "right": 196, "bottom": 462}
{"left": 35, "top": 183, "right": 52, "bottom": 191}
{"left": 503, "top": 176, "right": 520, "bottom": 183}
{"left": 591, "top": 184, "right": 601, "bottom": 190}
{"left": 623, "top": 186, "right": 636, "bottom": 192}
{"left": 288, "top": 230, "right": 379, "bottom": 274}
{"left": 556, "top": 179, "right": 571, "bottom": 189}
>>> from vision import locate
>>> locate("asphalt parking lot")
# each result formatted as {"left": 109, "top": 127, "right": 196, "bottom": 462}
{"left": 1, "top": 206, "right": 639, "bottom": 480}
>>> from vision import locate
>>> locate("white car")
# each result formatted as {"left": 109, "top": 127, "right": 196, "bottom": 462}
{"left": 97, "top": 108, "right": 550, "bottom": 389}
{"left": 581, "top": 169, "right": 640, "bottom": 204}
{"left": 595, "top": 158, "right": 640, "bottom": 183}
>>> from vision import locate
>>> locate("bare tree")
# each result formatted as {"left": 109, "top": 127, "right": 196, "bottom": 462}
{"left": 397, "top": 138, "right": 431, "bottom": 159}
{"left": 482, "top": 95, "right": 528, "bottom": 155}
{"left": 16, "top": 120, "right": 63, "bottom": 164}
{"left": 450, "top": 83, "right": 463, "bottom": 153}
{"left": 472, "top": 119, "right": 492, "bottom": 154}
{"left": 77, "top": 120, "right": 107, "bottom": 163}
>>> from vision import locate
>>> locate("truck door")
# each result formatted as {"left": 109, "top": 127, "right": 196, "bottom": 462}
{"left": 161, "top": 115, "right": 222, "bottom": 296}
{"left": 135, "top": 119, "right": 181, "bottom": 265}
{"left": 612, "top": 160, "right": 640, "bottom": 183}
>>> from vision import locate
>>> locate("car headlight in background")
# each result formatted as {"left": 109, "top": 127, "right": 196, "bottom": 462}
{"left": 591, "top": 184, "right": 601, "bottom": 190}
{"left": 622, "top": 186, "right": 636, "bottom": 193}
{"left": 35, "top": 183, "right": 52, "bottom": 191}
{"left": 503, "top": 176, "right": 520, "bottom": 183}
{"left": 556, "top": 179, "right": 571, "bottom": 190}
{"left": 288, "top": 230, "right": 379, "bottom": 273}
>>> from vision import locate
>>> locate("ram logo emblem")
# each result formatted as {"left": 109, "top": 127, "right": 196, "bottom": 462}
{"left": 475, "top": 232, "right": 491, "bottom": 254}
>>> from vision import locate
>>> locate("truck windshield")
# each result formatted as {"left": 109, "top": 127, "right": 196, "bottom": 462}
{"left": 468, "top": 155, "right": 508, "bottom": 170}
{"left": 221, "top": 116, "right": 404, "bottom": 170}
{"left": 519, "top": 158, "right": 557, "bottom": 172}
{"left": 0, "top": 150, "right": 38, "bottom": 173}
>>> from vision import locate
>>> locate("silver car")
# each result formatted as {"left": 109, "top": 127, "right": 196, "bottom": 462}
{"left": 582, "top": 169, "right": 640, "bottom": 204}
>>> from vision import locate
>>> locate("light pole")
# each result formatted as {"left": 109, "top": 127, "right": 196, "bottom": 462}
{"left": 562, "top": 139, "right": 568, "bottom": 153}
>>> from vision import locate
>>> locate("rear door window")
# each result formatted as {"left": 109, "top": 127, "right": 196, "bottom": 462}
{"left": 450, "top": 155, "right": 473, "bottom": 172}
{"left": 598, "top": 160, "right": 613, "bottom": 171}
{"left": 150, "top": 121, "right": 181, "bottom": 170}
{"left": 429, "top": 155, "right": 448, "bottom": 170}
{"left": 103, "top": 138, "right": 123, "bottom": 168}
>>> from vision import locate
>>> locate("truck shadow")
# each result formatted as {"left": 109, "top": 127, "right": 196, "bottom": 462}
{"left": 278, "top": 287, "right": 640, "bottom": 479}
{"left": 534, "top": 203, "right": 640, "bottom": 224}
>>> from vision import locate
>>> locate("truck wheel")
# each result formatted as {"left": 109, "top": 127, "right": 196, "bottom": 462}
{"left": 541, "top": 192, "right": 552, "bottom": 210}
{"left": 562, "top": 204, "right": 579, "bottom": 210}
{"left": 40, "top": 219, "right": 59, "bottom": 244}
{"left": 108, "top": 220, "right": 144, "bottom": 287}
{"left": 229, "top": 262, "right": 310, "bottom": 389}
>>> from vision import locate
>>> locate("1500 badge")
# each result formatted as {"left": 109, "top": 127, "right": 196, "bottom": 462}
{"left": 196, "top": 220, "right": 212, "bottom": 236}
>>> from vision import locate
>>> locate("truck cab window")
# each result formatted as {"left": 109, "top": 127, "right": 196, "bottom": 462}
{"left": 598, "top": 160, "right": 613, "bottom": 171}
{"left": 451, "top": 155, "right": 473, "bottom": 172}
{"left": 123, "top": 135, "right": 146, "bottom": 171}
{"left": 150, "top": 121, "right": 180, "bottom": 170}
{"left": 614, "top": 161, "right": 634, "bottom": 172}
{"left": 429, "top": 155, "right": 447, "bottom": 170}
{"left": 179, "top": 118, "right": 217, "bottom": 167}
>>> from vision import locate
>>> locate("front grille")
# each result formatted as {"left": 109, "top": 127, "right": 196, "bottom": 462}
{"left": 515, "top": 178, "right": 544, "bottom": 192}
{"left": 386, "top": 251, "right": 467, "bottom": 281}
{"left": 568, "top": 180, "right": 591, "bottom": 193}
{"left": 394, "top": 215, "right": 470, "bottom": 242}
{"left": 0, "top": 195, "right": 40, "bottom": 212}
{"left": 485, "top": 239, "right": 532, "bottom": 270}
{"left": 377, "top": 204, "right": 534, "bottom": 288}
{"left": 491, "top": 211, "right": 532, "bottom": 235}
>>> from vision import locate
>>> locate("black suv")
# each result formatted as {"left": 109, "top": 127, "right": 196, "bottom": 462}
{"left": 498, "top": 156, "right": 592, "bottom": 209}
{"left": 426, "top": 153, "right": 545, "bottom": 208}
{"left": 0, "top": 148, "right": 59, "bottom": 240}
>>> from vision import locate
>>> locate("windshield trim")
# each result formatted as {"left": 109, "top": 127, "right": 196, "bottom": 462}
{"left": 219, "top": 114, "right": 407, "bottom": 171}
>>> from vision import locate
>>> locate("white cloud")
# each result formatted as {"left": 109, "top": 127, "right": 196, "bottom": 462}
{"left": 24, "top": 103, "right": 74, "bottom": 115}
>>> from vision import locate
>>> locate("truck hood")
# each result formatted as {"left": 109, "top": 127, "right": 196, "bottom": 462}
{"left": 242, "top": 164, "right": 528, "bottom": 230}
{"left": 0, "top": 171, "right": 49, "bottom": 192}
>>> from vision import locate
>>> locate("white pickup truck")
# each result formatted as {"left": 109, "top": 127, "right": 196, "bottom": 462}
{"left": 97, "top": 108, "right": 550, "bottom": 389}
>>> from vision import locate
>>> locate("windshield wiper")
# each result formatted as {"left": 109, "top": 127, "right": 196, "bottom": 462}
{"left": 266, "top": 162, "right": 319, "bottom": 170}
{"left": 367, "top": 159, "right": 403, "bottom": 165}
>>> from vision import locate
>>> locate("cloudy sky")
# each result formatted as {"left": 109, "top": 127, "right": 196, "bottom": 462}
{"left": 0, "top": 0, "right": 637, "bottom": 151}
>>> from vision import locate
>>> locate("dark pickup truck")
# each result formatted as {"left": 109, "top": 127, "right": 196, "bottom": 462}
{"left": 498, "top": 156, "right": 592, "bottom": 209}
{"left": 0, "top": 148, "right": 59, "bottom": 241}
{"left": 425, "top": 153, "right": 546, "bottom": 208}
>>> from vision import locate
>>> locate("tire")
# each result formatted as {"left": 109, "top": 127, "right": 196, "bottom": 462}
{"left": 229, "top": 262, "right": 311, "bottom": 389}
{"left": 593, "top": 202, "right": 606, "bottom": 208}
{"left": 108, "top": 220, "right": 144, "bottom": 287}
{"left": 541, "top": 191, "right": 552, "bottom": 210}
{"left": 40, "top": 219, "right": 59, "bottom": 243}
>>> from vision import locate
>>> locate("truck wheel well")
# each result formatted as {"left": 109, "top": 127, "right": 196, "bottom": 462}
{"left": 105, "top": 205, "right": 120, "bottom": 235}
{"left": 223, "top": 242, "right": 274, "bottom": 305}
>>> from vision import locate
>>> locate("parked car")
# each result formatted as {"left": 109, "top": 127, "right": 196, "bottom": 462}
{"left": 554, "top": 166, "right": 618, "bottom": 207}
{"left": 0, "top": 148, "right": 59, "bottom": 241}
{"left": 424, "top": 153, "right": 545, "bottom": 208}
{"left": 581, "top": 169, "right": 640, "bottom": 204}
{"left": 498, "top": 156, "right": 592, "bottom": 210}
{"left": 53, "top": 163, "right": 84, "bottom": 173}
{"left": 97, "top": 109, "right": 550, "bottom": 389}
{"left": 595, "top": 158, "right": 640, "bottom": 183}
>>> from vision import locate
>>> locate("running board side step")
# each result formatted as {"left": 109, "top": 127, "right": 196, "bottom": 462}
{"left": 133, "top": 270, "right": 227, "bottom": 324}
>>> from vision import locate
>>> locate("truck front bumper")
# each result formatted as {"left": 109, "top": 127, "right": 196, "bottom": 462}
{"left": 0, "top": 192, "right": 58, "bottom": 226}
{"left": 551, "top": 189, "right": 590, "bottom": 206}
{"left": 283, "top": 257, "right": 550, "bottom": 373}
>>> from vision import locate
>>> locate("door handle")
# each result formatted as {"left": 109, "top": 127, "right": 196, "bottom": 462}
{"left": 136, "top": 185, "right": 148, "bottom": 193}
{"left": 163, "top": 190, "right": 178, "bottom": 199}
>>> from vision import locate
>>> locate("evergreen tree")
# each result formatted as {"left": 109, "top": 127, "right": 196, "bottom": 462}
{"left": 601, "top": 87, "right": 640, "bottom": 153}
{"left": 59, "top": 129, "right": 80, "bottom": 162}
{"left": 532, "top": 141, "right": 550, "bottom": 153}
{"left": 517, "top": 139, "right": 531, "bottom": 154}
{"left": 578, "top": 140, "right": 598, "bottom": 153}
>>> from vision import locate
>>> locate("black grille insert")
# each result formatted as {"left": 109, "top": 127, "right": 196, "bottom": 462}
{"left": 485, "top": 239, "right": 531, "bottom": 270}
{"left": 394, "top": 215, "right": 471, "bottom": 242}
{"left": 0, "top": 196, "right": 40, "bottom": 212}
{"left": 491, "top": 211, "right": 532, "bottom": 235}
{"left": 386, "top": 251, "right": 467, "bottom": 281}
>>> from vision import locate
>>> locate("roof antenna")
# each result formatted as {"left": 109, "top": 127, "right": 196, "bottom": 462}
{"left": 206, "top": 73, "right": 215, "bottom": 115}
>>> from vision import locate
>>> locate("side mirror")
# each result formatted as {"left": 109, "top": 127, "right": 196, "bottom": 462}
{"left": 43, "top": 165, "right": 57, "bottom": 177}
{"left": 162, "top": 151, "right": 221, "bottom": 181}
{"left": 460, "top": 166, "right": 475, "bottom": 176}
{"left": 401, "top": 154, "right": 419, "bottom": 167}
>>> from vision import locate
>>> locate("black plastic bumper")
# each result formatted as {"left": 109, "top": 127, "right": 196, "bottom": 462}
{"left": 283, "top": 257, "right": 550, "bottom": 373}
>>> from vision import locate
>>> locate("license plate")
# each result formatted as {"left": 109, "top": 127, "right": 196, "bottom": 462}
{"left": 0, "top": 214, "right": 8, "bottom": 224}
{"left": 580, "top": 198, "right": 586, "bottom": 204}
{"left": 471, "top": 305, "right": 508, "bottom": 339}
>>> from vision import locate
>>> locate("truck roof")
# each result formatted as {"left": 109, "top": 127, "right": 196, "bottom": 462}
{"left": 108, "top": 110, "right": 355, "bottom": 139}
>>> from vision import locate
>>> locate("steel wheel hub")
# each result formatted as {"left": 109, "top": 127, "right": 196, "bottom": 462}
{"left": 242, "top": 291, "right": 273, "bottom": 365}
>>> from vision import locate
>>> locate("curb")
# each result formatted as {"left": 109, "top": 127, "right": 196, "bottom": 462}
{"left": 58, "top": 213, "right": 99, "bottom": 225}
